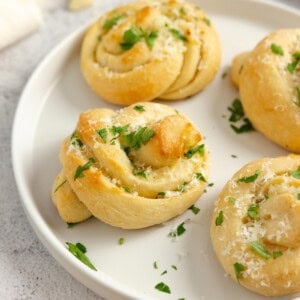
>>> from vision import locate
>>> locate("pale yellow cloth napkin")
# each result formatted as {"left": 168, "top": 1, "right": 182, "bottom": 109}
{"left": 0, "top": 0, "right": 43, "bottom": 50}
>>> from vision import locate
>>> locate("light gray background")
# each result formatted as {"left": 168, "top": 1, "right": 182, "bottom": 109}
{"left": 0, "top": 0, "right": 299, "bottom": 299}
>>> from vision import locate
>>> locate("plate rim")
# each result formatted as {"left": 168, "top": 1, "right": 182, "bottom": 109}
{"left": 11, "top": 0, "right": 300, "bottom": 299}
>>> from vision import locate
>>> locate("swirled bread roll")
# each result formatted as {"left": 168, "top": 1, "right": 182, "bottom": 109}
{"left": 211, "top": 155, "right": 300, "bottom": 296}
{"left": 231, "top": 29, "right": 300, "bottom": 153}
{"left": 52, "top": 102, "right": 209, "bottom": 229}
{"left": 80, "top": 0, "right": 221, "bottom": 105}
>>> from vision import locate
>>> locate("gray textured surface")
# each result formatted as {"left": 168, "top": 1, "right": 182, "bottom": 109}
{"left": 0, "top": 1, "right": 299, "bottom": 299}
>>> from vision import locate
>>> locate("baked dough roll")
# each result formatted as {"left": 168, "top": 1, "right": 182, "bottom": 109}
{"left": 52, "top": 102, "right": 209, "bottom": 229}
{"left": 231, "top": 29, "right": 300, "bottom": 153}
{"left": 80, "top": 0, "right": 221, "bottom": 105}
{"left": 211, "top": 155, "right": 300, "bottom": 296}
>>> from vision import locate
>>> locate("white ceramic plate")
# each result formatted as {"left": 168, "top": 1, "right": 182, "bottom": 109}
{"left": 12, "top": 0, "right": 300, "bottom": 299}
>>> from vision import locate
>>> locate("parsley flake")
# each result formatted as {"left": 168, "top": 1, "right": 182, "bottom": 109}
{"left": 169, "top": 28, "right": 187, "bottom": 41}
{"left": 145, "top": 31, "right": 158, "bottom": 50}
{"left": 161, "top": 270, "right": 167, "bottom": 276}
{"left": 157, "top": 192, "right": 166, "bottom": 198}
{"left": 287, "top": 52, "right": 300, "bottom": 73}
{"left": 121, "top": 126, "right": 155, "bottom": 151}
{"left": 103, "top": 15, "right": 123, "bottom": 30}
{"left": 272, "top": 251, "right": 283, "bottom": 259}
{"left": 237, "top": 170, "right": 259, "bottom": 183}
{"left": 135, "top": 170, "right": 147, "bottom": 179}
{"left": 67, "top": 222, "right": 78, "bottom": 228}
{"left": 169, "top": 222, "right": 186, "bottom": 237}
{"left": 228, "top": 99, "right": 244, "bottom": 122}
{"left": 270, "top": 43, "right": 284, "bottom": 56}
{"left": 228, "top": 197, "right": 236, "bottom": 204}
{"left": 74, "top": 158, "right": 95, "bottom": 180}
{"left": 66, "top": 242, "right": 97, "bottom": 271}
{"left": 76, "top": 242, "right": 87, "bottom": 253}
{"left": 196, "top": 172, "right": 206, "bottom": 182}
{"left": 250, "top": 241, "right": 271, "bottom": 259}
{"left": 155, "top": 282, "right": 171, "bottom": 294}
{"left": 96, "top": 128, "right": 108, "bottom": 143}
{"left": 172, "top": 265, "right": 177, "bottom": 270}
{"left": 247, "top": 204, "right": 259, "bottom": 220}
{"left": 122, "top": 186, "right": 131, "bottom": 193}
{"left": 184, "top": 144, "right": 205, "bottom": 158}
{"left": 153, "top": 261, "right": 158, "bottom": 269}
{"left": 133, "top": 105, "right": 145, "bottom": 112}
{"left": 290, "top": 166, "right": 300, "bottom": 179}
{"left": 179, "top": 7, "right": 186, "bottom": 16}
{"left": 189, "top": 205, "right": 200, "bottom": 215}
{"left": 297, "top": 193, "right": 300, "bottom": 200}
{"left": 178, "top": 182, "right": 188, "bottom": 193}
{"left": 118, "top": 237, "right": 125, "bottom": 245}
{"left": 215, "top": 210, "right": 224, "bottom": 226}
{"left": 230, "top": 118, "right": 254, "bottom": 134}
{"left": 110, "top": 125, "right": 129, "bottom": 136}
{"left": 233, "top": 262, "right": 245, "bottom": 280}
{"left": 227, "top": 99, "right": 254, "bottom": 134}
{"left": 203, "top": 17, "right": 211, "bottom": 26}
{"left": 71, "top": 132, "right": 83, "bottom": 147}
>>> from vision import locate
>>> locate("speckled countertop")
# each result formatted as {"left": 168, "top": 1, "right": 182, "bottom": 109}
{"left": 0, "top": 1, "right": 299, "bottom": 299}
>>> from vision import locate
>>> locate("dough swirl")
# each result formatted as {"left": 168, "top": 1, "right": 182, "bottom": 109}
{"left": 80, "top": 0, "right": 221, "bottom": 105}
{"left": 231, "top": 29, "right": 300, "bottom": 153}
{"left": 211, "top": 155, "right": 300, "bottom": 296}
{"left": 52, "top": 102, "right": 209, "bottom": 228}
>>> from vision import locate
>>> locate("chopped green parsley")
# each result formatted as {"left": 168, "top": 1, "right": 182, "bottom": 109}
{"left": 272, "top": 251, "right": 283, "bottom": 259}
{"left": 184, "top": 144, "right": 205, "bottom": 158}
{"left": 133, "top": 105, "right": 145, "bottom": 112}
{"left": 103, "top": 15, "right": 123, "bottom": 30}
{"left": 135, "top": 170, "right": 147, "bottom": 179}
{"left": 67, "top": 222, "right": 77, "bottom": 228}
{"left": 74, "top": 158, "right": 95, "bottom": 180}
{"left": 227, "top": 99, "right": 254, "bottom": 134}
{"left": 196, "top": 172, "right": 206, "bottom": 182}
{"left": 228, "top": 99, "right": 244, "bottom": 122}
{"left": 215, "top": 210, "right": 224, "bottom": 226}
{"left": 250, "top": 241, "right": 270, "bottom": 259}
{"left": 287, "top": 52, "right": 300, "bottom": 73}
{"left": 66, "top": 242, "right": 97, "bottom": 271}
{"left": 145, "top": 31, "right": 158, "bottom": 50}
{"left": 233, "top": 262, "right": 245, "bottom": 280}
{"left": 178, "top": 182, "right": 188, "bottom": 193}
{"left": 70, "top": 132, "right": 83, "bottom": 147}
{"left": 120, "top": 27, "right": 158, "bottom": 51}
{"left": 118, "top": 237, "right": 125, "bottom": 245}
{"left": 203, "top": 17, "right": 211, "bottom": 26}
{"left": 171, "top": 265, "right": 177, "bottom": 270}
{"left": 297, "top": 193, "right": 300, "bottom": 200}
{"left": 169, "top": 222, "right": 186, "bottom": 237}
{"left": 155, "top": 282, "right": 171, "bottom": 294}
{"left": 169, "top": 28, "right": 187, "bottom": 41}
{"left": 237, "top": 170, "right": 259, "bottom": 183}
{"left": 228, "top": 197, "right": 236, "bottom": 204}
{"left": 157, "top": 192, "right": 166, "bottom": 198}
{"left": 160, "top": 270, "right": 167, "bottom": 276}
{"left": 121, "top": 126, "right": 155, "bottom": 151}
{"left": 247, "top": 204, "right": 259, "bottom": 220}
{"left": 189, "top": 205, "right": 200, "bottom": 215}
{"left": 96, "top": 128, "right": 108, "bottom": 143}
{"left": 270, "top": 43, "right": 284, "bottom": 56}
{"left": 122, "top": 186, "right": 131, "bottom": 193}
{"left": 153, "top": 261, "right": 158, "bottom": 269}
{"left": 290, "top": 166, "right": 300, "bottom": 179}
{"left": 110, "top": 125, "right": 129, "bottom": 136}
{"left": 230, "top": 118, "right": 254, "bottom": 134}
